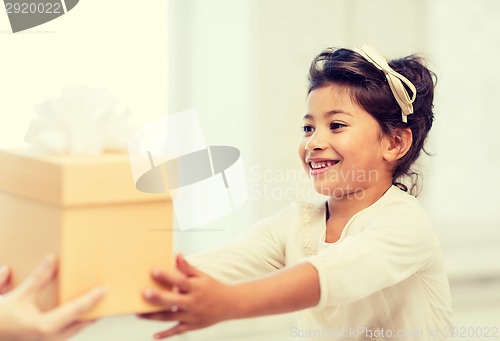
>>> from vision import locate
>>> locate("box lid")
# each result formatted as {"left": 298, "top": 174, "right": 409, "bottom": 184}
{"left": 0, "top": 149, "right": 169, "bottom": 206}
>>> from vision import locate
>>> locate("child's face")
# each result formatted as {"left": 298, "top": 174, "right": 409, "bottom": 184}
{"left": 298, "top": 84, "right": 392, "bottom": 198}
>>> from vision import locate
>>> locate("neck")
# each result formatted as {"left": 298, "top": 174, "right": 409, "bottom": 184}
{"left": 327, "top": 182, "right": 392, "bottom": 221}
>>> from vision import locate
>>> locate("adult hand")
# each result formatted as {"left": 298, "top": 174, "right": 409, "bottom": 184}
{"left": 0, "top": 255, "right": 107, "bottom": 341}
{"left": 0, "top": 264, "right": 10, "bottom": 295}
{"left": 139, "top": 254, "right": 237, "bottom": 339}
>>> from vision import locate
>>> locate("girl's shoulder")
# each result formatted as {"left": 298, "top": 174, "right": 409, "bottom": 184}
{"left": 374, "top": 185, "right": 430, "bottom": 220}
{"left": 356, "top": 186, "right": 438, "bottom": 244}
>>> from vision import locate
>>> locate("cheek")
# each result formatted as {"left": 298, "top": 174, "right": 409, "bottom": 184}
{"left": 297, "top": 139, "right": 309, "bottom": 171}
{"left": 350, "top": 144, "right": 385, "bottom": 169}
{"left": 336, "top": 139, "right": 376, "bottom": 167}
{"left": 297, "top": 139, "right": 306, "bottom": 161}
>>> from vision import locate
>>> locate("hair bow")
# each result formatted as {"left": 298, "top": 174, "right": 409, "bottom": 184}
{"left": 354, "top": 44, "right": 416, "bottom": 123}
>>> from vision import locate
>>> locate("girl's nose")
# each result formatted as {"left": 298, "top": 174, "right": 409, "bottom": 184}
{"left": 305, "top": 131, "right": 328, "bottom": 152}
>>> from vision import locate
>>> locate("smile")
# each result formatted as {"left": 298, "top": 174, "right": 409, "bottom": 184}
{"left": 309, "top": 161, "right": 338, "bottom": 169}
{"left": 308, "top": 160, "right": 339, "bottom": 175}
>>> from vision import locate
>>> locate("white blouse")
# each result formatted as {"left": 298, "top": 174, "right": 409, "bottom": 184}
{"left": 188, "top": 186, "right": 453, "bottom": 340}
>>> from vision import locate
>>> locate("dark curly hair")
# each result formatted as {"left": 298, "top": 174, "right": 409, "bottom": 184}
{"left": 308, "top": 47, "right": 435, "bottom": 195}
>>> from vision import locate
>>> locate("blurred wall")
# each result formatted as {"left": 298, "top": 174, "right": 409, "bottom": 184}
{"left": 167, "top": 0, "right": 260, "bottom": 253}
{"left": 0, "top": 0, "right": 168, "bottom": 147}
{"left": 425, "top": 0, "right": 500, "bottom": 279}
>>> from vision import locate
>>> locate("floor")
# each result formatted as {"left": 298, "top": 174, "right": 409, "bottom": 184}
{"left": 449, "top": 277, "right": 500, "bottom": 340}
{"left": 70, "top": 314, "right": 297, "bottom": 341}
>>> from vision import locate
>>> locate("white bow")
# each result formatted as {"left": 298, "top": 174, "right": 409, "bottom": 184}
{"left": 354, "top": 44, "right": 417, "bottom": 123}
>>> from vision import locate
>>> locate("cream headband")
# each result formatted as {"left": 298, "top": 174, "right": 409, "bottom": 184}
{"left": 354, "top": 44, "right": 416, "bottom": 123}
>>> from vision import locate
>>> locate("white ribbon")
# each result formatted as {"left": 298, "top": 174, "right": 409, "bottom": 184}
{"left": 354, "top": 44, "right": 416, "bottom": 123}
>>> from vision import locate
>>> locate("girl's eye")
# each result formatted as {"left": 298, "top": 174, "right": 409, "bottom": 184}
{"left": 302, "top": 125, "right": 314, "bottom": 134}
{"left": 330, "top": 122, "right": 346, "bottom": 130}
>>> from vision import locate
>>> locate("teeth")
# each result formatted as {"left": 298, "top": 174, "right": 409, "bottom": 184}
{"left": 310, "top": 161, "right": 337, "bottom": 169}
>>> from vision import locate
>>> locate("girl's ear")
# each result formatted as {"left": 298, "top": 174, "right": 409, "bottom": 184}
{"left": 383, "top": 128, "right": 412, "bottom": 162}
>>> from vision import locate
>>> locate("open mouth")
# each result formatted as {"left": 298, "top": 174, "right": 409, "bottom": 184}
{"left": 308, "top": 160, "right": 339, "bottom": 175}
{"left": 309, "top": 160, "right": 339, "bottom": 169}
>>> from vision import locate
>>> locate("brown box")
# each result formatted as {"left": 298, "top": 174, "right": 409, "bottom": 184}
{"left": 0, "top": 149, "right": 173, "bottom": 319}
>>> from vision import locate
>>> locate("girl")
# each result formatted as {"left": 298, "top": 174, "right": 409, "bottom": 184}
{"left": 141, "top": 45, "right": 453, "bottom": 340}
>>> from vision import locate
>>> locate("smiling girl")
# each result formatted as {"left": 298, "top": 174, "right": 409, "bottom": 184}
{"left": 141, "top": 45, "right": 453, "bottom": 340}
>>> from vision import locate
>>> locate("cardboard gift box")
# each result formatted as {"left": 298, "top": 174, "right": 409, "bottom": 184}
{"left": 0, "top": 149, "right": 173, "bottom": 319}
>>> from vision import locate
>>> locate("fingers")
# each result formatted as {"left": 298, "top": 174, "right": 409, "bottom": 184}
{"left": 13, "top": 254, "right": 57, "bottom": 299}
{"left": 0, "top": 265, "right": 11, "bottom": 294}
{"left": 137, "top": 311, "right": 167, "bottom": 321}
{"left": 152, "top": 268, "right": 190, "bottom": 293}
{"left": 150, "top": 254, "right": 199, "bottom": 293}
{"left": 154, "top": 322, "right": 189, "bottom": 339}
{"left": 175, "top": 255, "right": 199, "bottom": 277}
{"left": 44, "top": 287, "right": 107, "bottom": 331}
{"left": 143, "top": 288, "right": 188, "bottom": 311}
{"left": 138, "top": 310, "right": 189, "bottom": 322}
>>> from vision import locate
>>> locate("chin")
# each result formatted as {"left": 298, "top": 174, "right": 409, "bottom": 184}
{"left": 312, "top": 182, "right": 341, "bottom": 197}
{"left": 312, "top": 182, "right": 364, "bottom": 199}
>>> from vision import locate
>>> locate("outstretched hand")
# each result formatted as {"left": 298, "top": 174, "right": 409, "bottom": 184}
{"left": 140, "top": 254, "right": 237, "bottom": 339}
{"left": 0, "top": 255, "right": 107, "bottom": 341}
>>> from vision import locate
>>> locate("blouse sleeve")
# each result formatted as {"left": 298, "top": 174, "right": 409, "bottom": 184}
{"left": 305, "top": 207, "right": 440, "bottom": 307}
{"left": 186, "top": 203, "right": 295, "bottom": 283}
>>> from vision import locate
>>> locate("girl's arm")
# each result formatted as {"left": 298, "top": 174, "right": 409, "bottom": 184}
{"left": 141, "top": 254, "right": 320, "bottom": 340}
{"left": 185, "top": 204, "right": 295, "bottom": 283}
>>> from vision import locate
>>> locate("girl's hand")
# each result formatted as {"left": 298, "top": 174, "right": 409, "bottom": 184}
{"left": 140, "top": 254, "right": 237, "bottom": 339}
{"left": 0, "top": 255, "right": 107, "bottom": 341}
